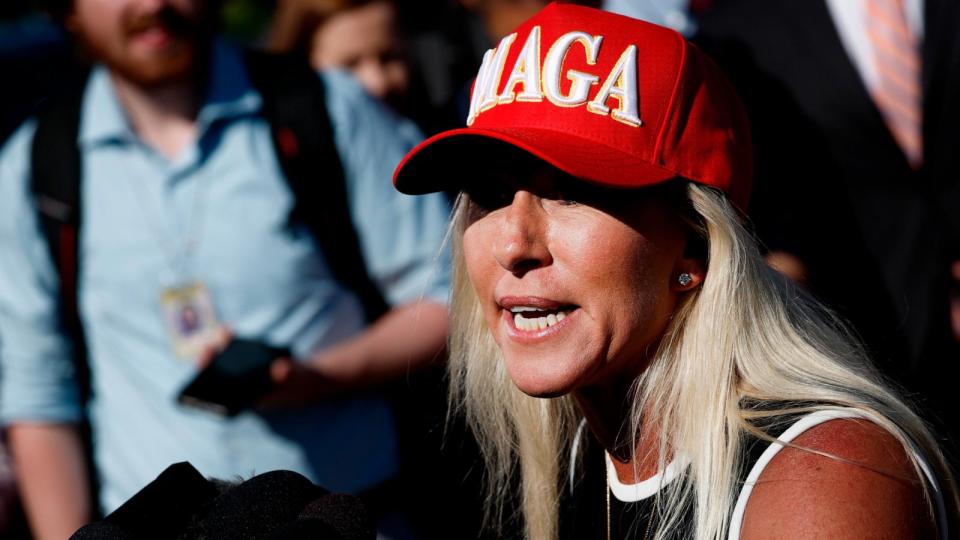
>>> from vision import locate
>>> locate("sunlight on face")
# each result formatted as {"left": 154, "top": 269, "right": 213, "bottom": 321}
{"left": 462, "top": 165, "right": 692, "bottom": 398}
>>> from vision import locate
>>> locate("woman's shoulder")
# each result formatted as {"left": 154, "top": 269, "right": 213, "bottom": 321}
{"left": 737, "top": 411, "right": 937, "bottom": 539}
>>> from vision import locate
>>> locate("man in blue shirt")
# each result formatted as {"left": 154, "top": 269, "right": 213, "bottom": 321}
{"left": 0, "top": 1, "right": 450, "bottom": 538}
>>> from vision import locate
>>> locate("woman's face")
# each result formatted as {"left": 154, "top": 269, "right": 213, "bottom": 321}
{"left": 310, "top": 1, "right": 409, "bottom": 109}
{"left": 462, "top": 166, "right": 700, "bottom": 398}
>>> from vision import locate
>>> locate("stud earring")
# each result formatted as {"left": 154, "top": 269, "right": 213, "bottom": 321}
{"left": 678, "top": 273, "right": 693, "bottom": 286}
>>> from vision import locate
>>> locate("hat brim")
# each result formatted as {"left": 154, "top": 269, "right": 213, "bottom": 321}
{"left": 393, "top": 127, "right": 679, "bottom": 195}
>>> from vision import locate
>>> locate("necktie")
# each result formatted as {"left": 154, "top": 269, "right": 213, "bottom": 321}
{"left": 866, "top": 0, "right": 923, "bottom": 168}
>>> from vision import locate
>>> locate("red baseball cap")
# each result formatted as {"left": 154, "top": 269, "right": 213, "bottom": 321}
{"left": 393, "top": 2, "right": 752, "bottom": 209}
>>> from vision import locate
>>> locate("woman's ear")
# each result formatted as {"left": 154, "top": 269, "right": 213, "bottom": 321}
{"left": 670, "top": 256, "right": 705, "bottom": 292}
{"left": 670, "top": 225, "right": 706, "bottom": 292}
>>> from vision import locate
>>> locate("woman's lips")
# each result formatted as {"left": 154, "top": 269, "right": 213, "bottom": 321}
{"left": 498, "top": 296, "right": 578, "bottom": 341}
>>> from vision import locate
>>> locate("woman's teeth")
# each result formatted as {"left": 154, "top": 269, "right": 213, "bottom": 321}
{"left": 510, "top": 308, "right": 568, "bottom": 331}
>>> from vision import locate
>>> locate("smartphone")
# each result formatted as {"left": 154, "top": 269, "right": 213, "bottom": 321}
{"left": 177, "top": 338, "right": 290, "bottom": 416}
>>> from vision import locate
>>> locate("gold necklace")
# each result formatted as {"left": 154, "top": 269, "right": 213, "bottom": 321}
{"left": 606, "top": 459, "right": 611, "bottom": 540}
{"left": 606, "top": 454, "right": 655, "bottom": 540}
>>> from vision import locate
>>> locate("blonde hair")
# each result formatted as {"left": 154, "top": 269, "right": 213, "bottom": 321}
{"left": 448, "top": 182, "right": 959, "bottom": 540}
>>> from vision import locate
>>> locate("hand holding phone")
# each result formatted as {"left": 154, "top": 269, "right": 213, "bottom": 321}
{"left": 177, "top": 338, "right": 290, "bottom": 416}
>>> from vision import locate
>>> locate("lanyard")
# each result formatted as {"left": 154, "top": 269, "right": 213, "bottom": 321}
{"left": 125, "top": 150, "right": 211, "bottom": 286}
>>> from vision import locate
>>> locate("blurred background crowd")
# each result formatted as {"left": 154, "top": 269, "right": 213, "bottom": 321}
{"left": 0, "top": 0, "right": 957, "bottom": 538}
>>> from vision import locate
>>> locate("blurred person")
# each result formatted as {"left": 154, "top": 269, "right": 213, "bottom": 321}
{"left": 697, "top": 0, "right": 960, "bottom": 442}
{"left": 0, "top": 1, "right": 450, "bottom": 539}
{"left": 271, "top": 5, "right": 504, "bottom": 539}
{"left": 269, "top": 0, "right": 410, "bottom": 113}
{"left": 393, "top": 4, "right": 959, "bottom": 538}
{"left": 459, "top": 0, "right": 602, "bottom": 50}
{"left": 444, "top": 0, "right": 599, "bottom": 122}
{"left": 602, "top": 0, "right": 699, "bottom": 36}
{"left": 460, "top": 0, "right": 556, "bottom": 42}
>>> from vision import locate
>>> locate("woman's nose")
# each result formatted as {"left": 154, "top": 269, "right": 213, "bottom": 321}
{"left": 492, "top": 191, "right": 552, "bottom": 276}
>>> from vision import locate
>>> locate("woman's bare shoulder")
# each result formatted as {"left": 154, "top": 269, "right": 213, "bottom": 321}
{"left": 739, "top": 417, "right": 937, "bottom": 539}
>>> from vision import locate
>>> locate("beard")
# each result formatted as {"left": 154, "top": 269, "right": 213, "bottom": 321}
{"left": 75, "top": 3, "right": 216, "bottom": 88}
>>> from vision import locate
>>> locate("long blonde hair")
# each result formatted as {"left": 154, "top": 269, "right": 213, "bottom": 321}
{"left": 448, "top": 182, "right": 959, "bottom": 540}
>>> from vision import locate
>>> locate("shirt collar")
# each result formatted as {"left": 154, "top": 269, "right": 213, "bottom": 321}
{"left": 78, "top": 65, "right": 131, "bottom": 146}
{"left": 78, "top": 39, "right": 263, "bottom": 148}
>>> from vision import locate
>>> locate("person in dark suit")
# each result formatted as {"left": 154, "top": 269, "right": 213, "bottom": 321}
{"left": 696, "top": 0, "right": 960, "bottom": 443}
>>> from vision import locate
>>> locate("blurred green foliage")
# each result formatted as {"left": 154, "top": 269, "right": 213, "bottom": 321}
{"left": 1, "top": 0, "right": 277, "bottom": 47}
{"left": 220, "top": 0, "right": 275, "bottom": 44}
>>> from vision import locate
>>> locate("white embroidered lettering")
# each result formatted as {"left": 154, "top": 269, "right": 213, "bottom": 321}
{"left": 543, "top": 31, "right": 603, "bottom": 107}
{"left": 498, "top": 26, "right": 544, "bottom": 104}
{"left": 587, "top": 44, "right": 642, "bottom": 126}
{"left": 467, "top": 48, "right": 496, "bottom": 126}
{"left": 468, "top": 29, "right": 643, "bottom": 129}
{"left": 468, "top": 33, "right": 517, "bottom": 124}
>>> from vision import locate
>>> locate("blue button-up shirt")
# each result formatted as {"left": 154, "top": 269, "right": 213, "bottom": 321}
{"left": 0, "top": 41, "right": 450, "bottom": 511}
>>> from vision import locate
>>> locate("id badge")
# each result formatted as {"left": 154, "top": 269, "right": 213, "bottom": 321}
{"left": 160, "top": 282, "right": 221, "bottom": 360}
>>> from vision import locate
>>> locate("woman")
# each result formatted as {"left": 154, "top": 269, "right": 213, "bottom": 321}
{"left": 393, "top": 4, "right": 958, "bottom": 540}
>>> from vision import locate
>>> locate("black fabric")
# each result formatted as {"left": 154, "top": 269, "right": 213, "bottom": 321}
{"left": 70, "top": 463, "right": 375, "bottom": 540}
{"left": 297, "top": 493, "right": 376, "bottom": 540}
{"left": 185, "top": 469, "right": 324, "bottom": 538}
{"left": 74, "top": 462, "right": 219, "bottom": 540}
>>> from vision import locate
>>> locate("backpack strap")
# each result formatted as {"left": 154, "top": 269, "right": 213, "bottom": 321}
{"left": 244, "top": 50, "right": 390, "bottom": 323}
{"left": 29, "top": 70, "right": 101, "bottom": 512}
{"left": 29, "top": 74, "right": 92, "bottom": 402}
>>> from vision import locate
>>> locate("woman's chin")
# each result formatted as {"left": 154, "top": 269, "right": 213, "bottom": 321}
{"left": 511, "top": 380, "right": 573, "bottom": 399}
{"left": 504, "top": 357, "right": 590, "bottom": 399}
